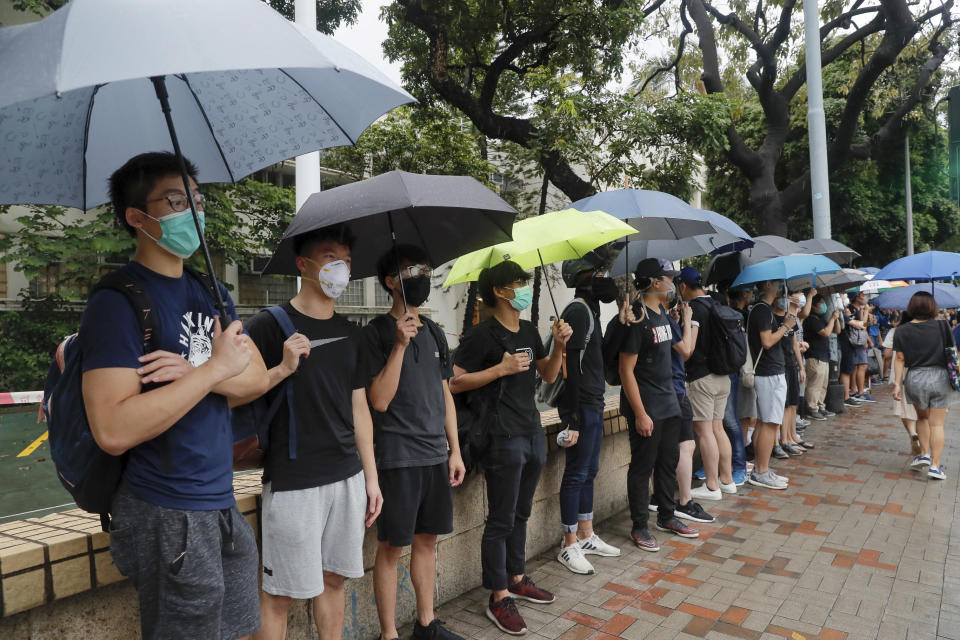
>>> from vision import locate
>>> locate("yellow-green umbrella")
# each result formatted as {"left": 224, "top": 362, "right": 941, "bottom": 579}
{"left": 443, "top": 208, "right": 636, "bottom": 315}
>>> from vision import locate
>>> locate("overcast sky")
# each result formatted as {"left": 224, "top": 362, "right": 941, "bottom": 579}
{"left": 333, "top": 1, "right": 404, "bottom": 86}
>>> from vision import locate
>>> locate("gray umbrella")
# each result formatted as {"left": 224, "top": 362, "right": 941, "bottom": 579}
{"left": 0, "top": 0, "right": 413, "bottom": 313}
{"left": 797, "top": 239, "right": 861, "bottom": 266}
{"left": 264, "top": 171, "right": 517, "bottom": 281}
{"left": 786, "top": 268, "right": 869, "bottom": 293}
{"left": 705, "top": 235, "right": 808, "bottom": 285}
{"left": 609, "top": 229, "right": 749, "bottom": 278}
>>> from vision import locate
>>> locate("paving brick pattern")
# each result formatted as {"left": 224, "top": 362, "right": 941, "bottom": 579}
{"left": 412, "top": 388, "right": 960, "bottom": 640}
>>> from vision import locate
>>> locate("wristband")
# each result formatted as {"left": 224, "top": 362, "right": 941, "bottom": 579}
{"left": 690, "top": 320, "right": 700, "bottom": 328}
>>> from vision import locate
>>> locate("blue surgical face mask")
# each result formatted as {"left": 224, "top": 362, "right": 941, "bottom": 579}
{"left": 507, "top": 285, "right": 533, "bottom": 311}
{"left": 141, "top": 208, "right": 204, "bottom": 259}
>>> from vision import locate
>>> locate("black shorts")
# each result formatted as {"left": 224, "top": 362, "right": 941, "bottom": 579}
{"left": 785, "top": 364, "right": 800, "bottom": 408}
{"left": 676, "top": 393, "right": 694, "bottom": 442}
{"left": 377, "top": 462, "right": 453, "bottom": 547}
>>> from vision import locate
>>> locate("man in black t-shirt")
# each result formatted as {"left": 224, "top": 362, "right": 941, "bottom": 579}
{"left": 745, "top": 280, "right": 796, "bottom": 491}
{"left": 802, "top": 293, "right": 840, "bottom": 420}
{"left": 618, "top": 259, "right": 700, "bottom": 553}
{"left": 675, "top": 267, "right": 734, "bottom": 502}
{"left": 451, "top": 260, "right": 571, "bottom": 635}
{"left": 364, "top": 245, "right": 466, "bottom": 640}
{"left": 554, "top": 255, "right": 623, "bottom": 576}
{"left": 245, "top": 225, "right": 382, "bottom": 640}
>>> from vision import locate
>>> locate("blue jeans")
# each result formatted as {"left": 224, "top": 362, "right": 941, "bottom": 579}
{"left": 558, "top": 407, "right": 604, "bottom": 531}
{"left": 723, "top": 372, "right": 747, "bottom": 474}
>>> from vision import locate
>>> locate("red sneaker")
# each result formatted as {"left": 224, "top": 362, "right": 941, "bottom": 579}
{"left": 487, "top": 596, "right": 527, "bottom": 635}
{"left": 508, "top": 576, "right": 556, "bottom": 604}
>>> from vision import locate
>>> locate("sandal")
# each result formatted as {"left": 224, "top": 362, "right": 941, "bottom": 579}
{"left": 797, "top": 441, "right": 816, "bottom": 450}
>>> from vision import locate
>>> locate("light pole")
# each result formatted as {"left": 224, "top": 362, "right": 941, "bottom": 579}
{"left": 294, "top": 0, "right": 322, "bottom": 213}
{"left": 905, "top": 132, "right": 914, "bottom": 255}
{"left": 804, "top": 0, "right": 832, "bottom": 239}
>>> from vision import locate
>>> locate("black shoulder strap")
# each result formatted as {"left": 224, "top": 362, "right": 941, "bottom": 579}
{"left": 92, "top": 270, "right": 156, "bottom": 353}
{"left": 183, "top": 265, "right": 220, "bottom": 307}
{"left": 421, "top": 316, "right": 450, "bottom": 369}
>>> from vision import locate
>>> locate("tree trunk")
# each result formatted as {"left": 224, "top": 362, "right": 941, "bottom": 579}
{"left": 748, "top": 168, "right": 789, "bottom": 236}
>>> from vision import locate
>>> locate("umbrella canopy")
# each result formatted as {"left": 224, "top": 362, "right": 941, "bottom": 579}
{"left": 697, "top": 209, "right": 754, "bottom": 253}
{"left": 0, "top": 0, "right": 414, "bottom": 208}
{"left": 872, "top": 283, "right": 960, "bottom": 310}
{"left": 873, "top": 250, "right": 960, "bottom": 282}
{"left": 797, "top": 238, "right": 861, "bottom": 265}
{"left": 786, "top": 268, "right": 869, "bottom": 293}
{"left": 567, "top": 190, "right": 717, "bottom": 240}
{"left": 264, "top": 171, "right": 517, "bottom": 280}
{"left": 443, "top": 209, "right": 636, "bottom": 286}
{"left": 610, "top": 229, "right": 748, "bottom": 277}
{"left": 731, "top": 254, "right": 842, "bottom": 289}
{"left": 860, "top": 266, "right": 880, "bottom": 275}
{"left": 856, "top": 278, "right": 909, "bottom": 294}
{"left": 705, "top": 235, "right": 808, "bottom": 285}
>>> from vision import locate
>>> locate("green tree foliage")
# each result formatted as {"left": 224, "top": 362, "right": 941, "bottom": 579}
{"left": 381, "top": 0, "right": 729, "bottom": 202}
{"left": 264, "top": 0, "right": 360, "bottom": 34}
{"left": 0, "top": 296, "right": 79, "bottom": 391}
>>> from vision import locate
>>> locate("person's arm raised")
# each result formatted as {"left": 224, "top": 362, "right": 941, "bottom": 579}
{"left": 368, "top": 314, "right": 418, "bottom": 412}
{"left": 83, "top": 319, "right": 251, "bottom": 456}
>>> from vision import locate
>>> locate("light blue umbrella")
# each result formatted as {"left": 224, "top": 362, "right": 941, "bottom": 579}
{"left": 860, "top": 267, "right": 880, "bottom": 275}
{"left": 873, "top": 283, "right": 960, "bottom": 310}
{"left": 0, "top": 0, "right": 413, "bottom": 312}
{"left": 873, "top": 251, "right": 960, "bottom": 282}
{"left": 731, "top": 254, "right": 842, "bottom": 288}
{"left": 699, "top": 209, "right": 754, "bottom": 253}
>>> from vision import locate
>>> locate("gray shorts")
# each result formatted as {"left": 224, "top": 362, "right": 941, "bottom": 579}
{"left": 109, "top": 486, "right": 260, "bottom": 640}
{"left": 738, "top": 382, "right": 757, "bottom": 420}
{"left": 261, "top": 471, "right": 366, "bottom": 598}
{"left": 755, "top": 374, "right": 787, "bottom": 425}
{"left": 904, "top": 366, "right": 956, "bottom": 410}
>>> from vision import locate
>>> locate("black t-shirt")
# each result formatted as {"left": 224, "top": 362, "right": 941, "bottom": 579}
{"left": 686, "top": 296, "right": 713, "bottom": 382}
{"left": 557, "top": 300, "right": 605, "bottom": 413}
{"left": 454, "top": 317, "right": 548, "bottom": 436}
{"left": 893, "top": 320, "right": 949, "bottom": 369}
{"left": 245, "top": 305, "right": 369, "bottom": 491}
{"left": 804, "top": 314, "right": 829, "bottom": 362}
{"left": 619, "top": 304, "right": 680, "bottom": 420}
{"left": 363, "top": 314, "right": 452, "bottom": 470}
{"left": 777, "top": 312, "right": 797, "bottom": 367}
{"left": 748, "top": 302, "right": 785, "bottom": 376}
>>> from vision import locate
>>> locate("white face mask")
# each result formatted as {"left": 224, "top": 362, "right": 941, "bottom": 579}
{"left": 309, "top": 259, "right": 350, "bottom": 299}
{"left": 797, "top": 294, "right": 807, "bottom": 308}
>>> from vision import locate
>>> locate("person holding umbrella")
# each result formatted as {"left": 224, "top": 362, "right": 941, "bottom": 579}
{"left": 83, "top": 153, "right": 270, "bottom": 639}
{"left": 244, "top": 224, "right": 383, "bottom": 640}
{"left": 450, "top": 260, "right": 572, "bottom": 635}
{"left": 364, "top": 244, "right": 467, "bottom": 640}
{"left": 803, "top": 293, "right": 841, "bottom": 421}
{"left": 893, "top": 292, "right": 957, "bottom": 480}
{"left": 745, "top": 280, "right": 796, "bottom": 490}
{"left": 554, "top": 254, "right": 623, "bottom": 576}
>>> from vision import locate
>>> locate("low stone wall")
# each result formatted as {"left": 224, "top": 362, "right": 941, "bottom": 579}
{"left": 0, "top": 398, "right": 630, "bottom": 639}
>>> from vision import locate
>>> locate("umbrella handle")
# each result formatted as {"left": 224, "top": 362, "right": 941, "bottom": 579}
{"left": 151, "top": 76, "right": 226, "bottom": 318}
{"left": 537, "top": 249, "right": 560, "bottom": 319}
{"left": 388, "top": 211, "right": 409, "bottom": 313}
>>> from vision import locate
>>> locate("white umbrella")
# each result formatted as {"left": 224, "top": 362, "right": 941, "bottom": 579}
{"left": 0, "top": 0, "right": 414, "bottom": 312}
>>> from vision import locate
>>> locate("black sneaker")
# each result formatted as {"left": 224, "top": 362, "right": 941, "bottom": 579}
{"left": 631, "top": 528, "right": 660, "bottom": 552}
{"left": 821, "top": 409, "right": 836, "bottom": 417}
{"left": 655, "top": 517, "right": 699, "bottom": 538}
{"left": 675, "top": 500, "right": 715, "bottom": 523}
{"left": 806, "top": 411, "right": 827, "bottom": 421}
{"left": 843, "top": 398, "right": 861, "bottom": 408}
{"left": 412, "top": 620, "right": 464, "bottom": 640}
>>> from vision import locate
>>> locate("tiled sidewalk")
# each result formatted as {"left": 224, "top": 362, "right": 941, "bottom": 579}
{"left": 419, "top": 387, "right": 960, "bottom": 640}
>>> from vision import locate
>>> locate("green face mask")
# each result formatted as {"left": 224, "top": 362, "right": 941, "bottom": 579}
{"left": 818, "top": 303, "right": 828, "bottom": 314}
{"left": 141, "top": 208, "right": 205, "bottom": 259}
{"left": 508, "top": 285, "right": 533, "bottom": 311}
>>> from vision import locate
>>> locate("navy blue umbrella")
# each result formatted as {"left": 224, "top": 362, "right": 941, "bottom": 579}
{"left": 873, "top": 251, "right": 960, "bottom": 281}
{"left": 872, "top": 283, "right": 960, "bottom": 310}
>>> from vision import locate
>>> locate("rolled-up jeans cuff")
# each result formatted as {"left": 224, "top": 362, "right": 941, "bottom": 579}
{"left": 562, "top": 523, "right": 578, "bottom": 533}
{"left": 578, "top": 512, "right": 593, "bottom": 522}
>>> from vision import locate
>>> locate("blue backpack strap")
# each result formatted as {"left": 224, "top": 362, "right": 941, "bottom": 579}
{"left": 265, "top": 306, "right": 299, "bottom": 460}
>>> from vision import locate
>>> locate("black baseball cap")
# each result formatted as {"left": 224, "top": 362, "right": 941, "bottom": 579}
{"left": 634, "top": 258, "right": 679, "bottom": 280}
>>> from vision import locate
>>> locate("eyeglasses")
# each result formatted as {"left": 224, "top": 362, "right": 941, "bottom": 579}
{"left": 397, "top": 264, "right": 432, "bottom": 279}
{"left": 145, "top": 192, "right": 205, "bottom": 212}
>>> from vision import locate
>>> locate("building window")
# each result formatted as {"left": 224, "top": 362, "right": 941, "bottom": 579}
{"left": 238, "top": 273, "right": 298, "bottom": 307}
{"left": 29, "top": 263, "right": 61, "bottom": 298}
{"left": 339, "top": 280, "right": 366, "bottom": 307}
{"left": 374, "top": 282, "right": 392, "bottom": 307}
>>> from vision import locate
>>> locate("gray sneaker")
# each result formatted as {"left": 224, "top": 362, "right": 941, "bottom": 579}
{"left": 748, "top": 470, "right": 788, "bottom": 490}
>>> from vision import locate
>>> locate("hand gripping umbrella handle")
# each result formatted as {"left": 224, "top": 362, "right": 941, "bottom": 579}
{"left": 151, "top": 76, "right": 227, "bottom": 318}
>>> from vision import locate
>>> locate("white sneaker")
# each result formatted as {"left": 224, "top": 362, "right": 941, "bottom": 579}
{"left": 558, "top": 543, "right": 595, "bottom": 575}
{"left": 719, "top": 481, "right": 737, "bottom": 494}
{"left": 579, "top": 533, "right": 622, "bottom": 557}
{"left": 773, "top": 473, "right": 790, "bottom": 484}
{"left": 690, "top": 485, "right": 723, "bottom": 501}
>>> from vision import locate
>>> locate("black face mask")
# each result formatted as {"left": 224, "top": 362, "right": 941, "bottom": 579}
{"left": 401, "top": 275, "right": 431, "bottom": 307}
{"left": 591, "top": 276, "right": 619, "bottom": 303}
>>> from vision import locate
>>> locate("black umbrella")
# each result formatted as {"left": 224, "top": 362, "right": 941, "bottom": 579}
{"left": 264, "top": 171, "right": 517, "bottom": 299}
{"left": 705, "top": 235, "right": 808, "bottom": 285}
{"left": 797, "top": 238, "right": 861, "bottom": 266}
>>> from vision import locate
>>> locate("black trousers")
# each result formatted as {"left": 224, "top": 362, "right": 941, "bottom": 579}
{"left": 625, "top": 413, "right": 681, "bottom": 530}
{"left": 481, "top": 433, "right": 546, "bottom": 590}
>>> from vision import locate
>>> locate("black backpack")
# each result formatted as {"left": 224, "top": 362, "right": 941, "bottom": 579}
{"left": 693, "top": 297, "right": 748, "bottom": 376}
{"left": 451, "top": 323, "right": 508, "bottom": 472}
{"left": 45, "top": 267, "right": 222, "bottom": 531}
